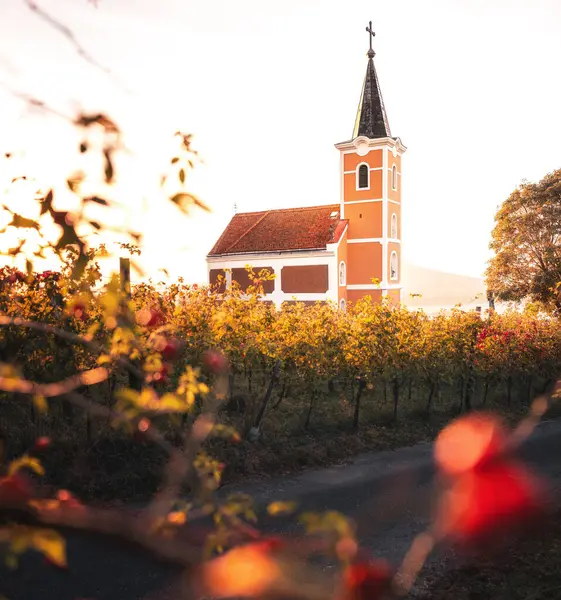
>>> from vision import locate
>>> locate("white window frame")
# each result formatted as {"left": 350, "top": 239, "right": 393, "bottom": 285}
{"left": 339, "top": 261, "right": 346, "bottom": 286}
{"left": 356, "top": 163, "right": 370, "bottom": 191}
{"left": 390, "top": 251, "right": 398, "bottom": 281}
{"left": 391, "top": 164, "right": 397, "bottom": 191}
{"left": 390, "top": 213, "right": 398, "bottom": 239}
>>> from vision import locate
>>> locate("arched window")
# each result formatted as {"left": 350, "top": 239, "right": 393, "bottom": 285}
{"left": 340, "top": 298, "right": 347, "bottom": 312}
{"left": 391, "top": 213, "right": 398, "bottom": 239}
{"left": 390, "top": 251, "right": 398, "bottom": 281}
{"left": 391, "top": 165, "right": 397, "bottom": 190}
{"left": 357, "top": 164, "right": 369, "bottom": 189}
{"left": 339, "top": 261, "right": 346, "bottom": 286}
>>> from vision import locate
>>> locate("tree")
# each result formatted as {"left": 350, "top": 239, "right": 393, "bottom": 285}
{"left": 486, "top": 168, "right": 561, "bottom": 314}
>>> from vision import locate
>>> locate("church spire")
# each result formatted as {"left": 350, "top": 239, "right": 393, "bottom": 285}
{"left": 352, "top": 22, "right": 391, "bottom": 140}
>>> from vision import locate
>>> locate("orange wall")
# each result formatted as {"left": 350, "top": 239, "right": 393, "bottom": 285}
{"left": 344, "top": 149, "right": 383, "bottom": 171}
{"left": 347, "top": 242, "right": 382, "bottom": 285}
{"left": 388, "top": 154, "right": 401, "bottom": 172}
{"left": 347, "top": 289, "right": 383, "bottom": 304}
{"left": 388, "top": 203, "right": 401, "bottom": 239}
{"left": 343, "top": 169, "right": 383, "bottom": 201}
{"left": 386, "top": 289, "right": 401, "bottom": 306}
{"left": 388, "top": 241, "right": 401, "bottom": 284}
{"left": 337, "top": 229, "right": 348, "bottom": 303}
{"left": 344, "top": 202, "right": 382, "bottom": 239}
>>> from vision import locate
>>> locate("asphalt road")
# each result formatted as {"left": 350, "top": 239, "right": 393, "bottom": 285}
{"left": 3, "top": 419, "right": 561, "bottom": 600}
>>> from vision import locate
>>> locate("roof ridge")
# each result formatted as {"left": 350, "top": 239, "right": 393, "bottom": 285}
{"left": 234, "top": 204, "right": 338, "bottom": 217}
{"left": 223, "top": 210, "right": 272, "bottom": 254}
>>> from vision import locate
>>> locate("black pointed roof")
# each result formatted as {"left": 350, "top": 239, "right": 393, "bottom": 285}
{"left": 352, "top": 50, "right": 391, "bottom": 139}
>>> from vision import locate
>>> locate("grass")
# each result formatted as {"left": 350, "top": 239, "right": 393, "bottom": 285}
{"left": 414, "top": 509, "right": 561, "bottom": 600}
{"left": 0, "top": 374, "right": 552, "bottom": 504}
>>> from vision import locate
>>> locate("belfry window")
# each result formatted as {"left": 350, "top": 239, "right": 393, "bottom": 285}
{"left": 391, "top": 213, "right": 398, "bottom": 239}
{"left": 357, "top": 164, "right": 369, "bottom": 189}
{"left": 391, "top": 165, "right": 397, "bottom": 190}
{"left": 390, "top": 251, "right": 398, "bottom": 281}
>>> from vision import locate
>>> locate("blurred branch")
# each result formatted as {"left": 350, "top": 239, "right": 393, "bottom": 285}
{"left": 23, "top": 0, "right": 120, "bottom": 85}
{"left": 145, "top": 370, "right": 229, "bottom": 521}
{"left": 0, "top": 315, "right": 144, "bottom": 380}
{"left": 0, "top": 81, "right": 73, "bottom": 122}
{"left": 0, "top": 366, "right": 108, "bottom": 397}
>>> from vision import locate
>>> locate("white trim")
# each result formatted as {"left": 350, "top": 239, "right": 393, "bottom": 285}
{"left": 339, "top": 151, "right": 345, "bottom": 219}
{"left": 382, "top": 148, "right": 388, "bottom": 285}
{"left": 347, "top": 283, "right": 403, "bottom": 291}
{"left": 335, "top": 136, "right": 407, "bottom": 154}
{"left": 347, "top": 284, "right": 382, "bottom": 291}
{"left": 391, "top": 212, "right": 398, "bottom": 239}
{"left": 207, "top": 249, "right": 333, "bottom": 262}
{"left": 391, "top": 164, "right": 398, "bottom": 191}
{"left": 347, "top": 284, "right": 400, "bottom": 291}
{"left": 388, "top": 199, "right": 401, "bottom": 205}
{"left": 355, "top": 162, "right": 370, "bottom": 191}
{"left": 347, "top": 238, "right": 384, "bottom": 244}
{"left": 338, "top": 260, "right": 346, "bottom": 286}
{"left": 344, "top": 198, "right": 384, "bottom": 205}
{"left": 343, "top": 167, "right": 383, "bottom": 175}
{"left": 207, "top": 254, "right": 338, "bottom": 309}
{"left": 339, "top": 298, "right": 347, "bottom": 311}
{"left": 347, "top": 237, "right": 401, "bottom": 244}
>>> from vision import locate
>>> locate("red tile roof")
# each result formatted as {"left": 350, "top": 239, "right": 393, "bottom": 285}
{"left": 208, "top": 204, "right": 347, "bottom": 256}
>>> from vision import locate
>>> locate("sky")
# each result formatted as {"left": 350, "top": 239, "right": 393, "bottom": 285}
{"left": 1, "top": 0, "right": 560, "bottom": 283}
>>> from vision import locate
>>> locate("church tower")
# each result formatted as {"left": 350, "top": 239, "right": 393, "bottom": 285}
{"left": 335, "top": 23, "right": 406, "bottom": 305}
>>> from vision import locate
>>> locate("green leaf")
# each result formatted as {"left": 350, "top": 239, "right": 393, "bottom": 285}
{"left": 8, "top": 455, "right": 44, "bottom": 477}
{"left": 85, "top": 196, "right": 110, "bottom": 206}
{"left": 103, "top": 148, "right": 114, "bottom": 183}
{"left": 39, "top": 190, "right": 54, "bottom": 216}
{"left": 267, "top": 501, "right": 297, "bottom": 516}
{"left": 170, "top": 193, "right": 210, "bottom": 214}
{"left": 32, "top": 529, "right": 67, "bottom": 568}
{"left": 33, "top": 395, "right": 48, "bottom": 414}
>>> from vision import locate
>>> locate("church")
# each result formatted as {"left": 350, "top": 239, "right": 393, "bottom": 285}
{"left": 207, "top": 24, "right": 405, "bottom": 310}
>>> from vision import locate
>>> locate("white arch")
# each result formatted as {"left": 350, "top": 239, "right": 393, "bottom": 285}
{"left": 390, "top": 251, "right": 398, "bottom": 281}
{"left": 391, "top": 164, "right": 397, "bottom": 190}
{"left": 339, "top": 261, "right": 346, "bottom": 286}
{"left": 391, "top": 213, "right": 398, "bottom": 239}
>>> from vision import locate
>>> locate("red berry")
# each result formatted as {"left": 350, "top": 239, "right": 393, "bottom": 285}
{"left": 72, "top": 302, "right": 88, "bottom": 322}
{"left": 203, "top": 350, "right": 229, "bottom": 374}
{"left": 33, "top": 436, "right": 51, "bottom": 451}
{"left": 342, "top": 560, "right": 393, "bottom": 600}
{"left": 159, "top": 337, "right": 181, "bottom": 361}
{"left": 152, "top": 363, "right": 171, "bottom": 384}
{"left": 437, "top": 460, "right": 547, "bottom": 555}
{"left": 136, "top": 308, "right": 165, "bottom": 328}
{"left": 434, "top": 412, "right": 508, "bottom": 476}
{"left": 0, "top": 474, "right": 32, "bottom": 505}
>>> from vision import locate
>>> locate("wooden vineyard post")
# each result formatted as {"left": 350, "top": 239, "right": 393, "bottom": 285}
{"left": 120, "top": 257, "right": 142, "bottom": 391}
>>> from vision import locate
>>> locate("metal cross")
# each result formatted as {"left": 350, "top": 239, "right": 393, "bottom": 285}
{"left": 366, "top": 21, "right": 375, "bottom": 52}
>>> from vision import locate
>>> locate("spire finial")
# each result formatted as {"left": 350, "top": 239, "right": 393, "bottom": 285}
{"left": 366, "top": 21, "right": 375, "bottom": 58}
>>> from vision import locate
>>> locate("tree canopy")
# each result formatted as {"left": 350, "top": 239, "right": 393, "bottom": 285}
{"left": 486, "top": 168, "right": 561, "bottom": 314}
